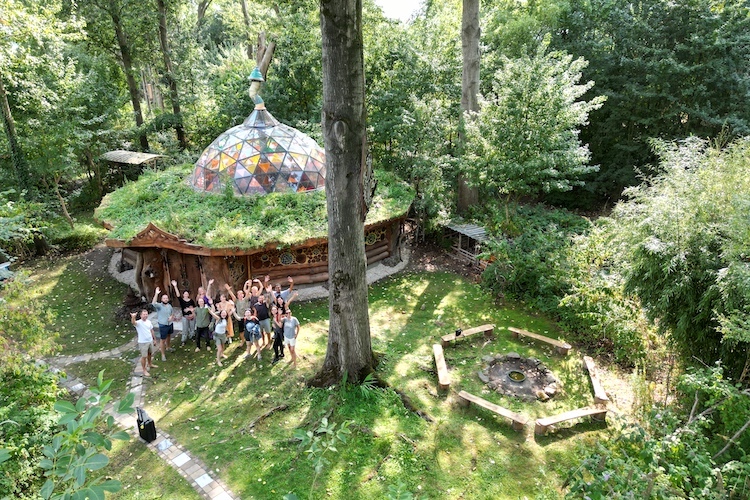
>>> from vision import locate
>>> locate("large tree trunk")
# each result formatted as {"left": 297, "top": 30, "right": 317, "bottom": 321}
{"left": 111, "top": 9, "right": 150, "bottom": 151}
{"left": 157, "top": 0, "right": 187, "bottom": 150}
{"left": 311, "top": 0, "right": 375, "bottom": 387}
{"left": 0, "top": 72, "right": 32, "bottom": 198}
{"left": 457, "top": 0, "right": 480, "bottom": 213}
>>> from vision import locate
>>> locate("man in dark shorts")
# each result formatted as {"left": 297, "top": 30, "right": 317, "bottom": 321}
{"left": 254, "top": 294, "right": 272, "bottom": 348}
{"left": 152, "top": 287, "right": 174, "bottom": 361}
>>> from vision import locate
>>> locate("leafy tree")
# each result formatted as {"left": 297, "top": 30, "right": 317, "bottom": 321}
{"left": 38, "top": 372, "right": 134, "bottom": 500}
{"left": 364, "top": 0, "right": 461, "bottom": 229}
{"left": 464, "top": 36, "right": 604, "bottom": 206}
{"left": 76, "top": 0, "right": 154, "bottom": 151}
{"left": 551, "top": 0, "right": 750, "bottom": 201}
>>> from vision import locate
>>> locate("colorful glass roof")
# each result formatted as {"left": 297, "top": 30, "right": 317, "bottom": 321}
{"left": 190, "top": 105, "right": 326, "bottom": 195}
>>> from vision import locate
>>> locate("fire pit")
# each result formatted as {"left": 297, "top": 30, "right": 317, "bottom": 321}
{"left": 478, "top": 352, "right": 560, "bottom": 402}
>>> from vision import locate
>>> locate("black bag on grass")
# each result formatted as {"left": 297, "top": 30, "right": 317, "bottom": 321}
{"left": 137, "top": 407, "right": 156, "bottom": 442}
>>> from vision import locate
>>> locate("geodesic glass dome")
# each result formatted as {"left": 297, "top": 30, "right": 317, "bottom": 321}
{"left": 190, "top": 104, "right": 326, "bottom": 195}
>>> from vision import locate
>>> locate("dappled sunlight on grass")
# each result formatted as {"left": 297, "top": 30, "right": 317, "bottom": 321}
{"left": 20, "top": 250, "right": 132, "bottom": 356}
{"left": 36, "top": 267, "right": 613, "bottom": 499}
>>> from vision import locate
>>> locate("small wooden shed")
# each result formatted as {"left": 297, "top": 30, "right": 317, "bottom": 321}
{"left": 101, "top": 150, "right": 165, "bottom": 183}
{"left": 445, "top": 222, "right": 488, "bottom": 268}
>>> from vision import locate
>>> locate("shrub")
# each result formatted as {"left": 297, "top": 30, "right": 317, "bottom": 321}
{"left": 558, "top": 219, "right": 651, "bottom": 366}
{"left": 0, "top": 363, "right": 61, "bottom": 498}
{"left": 0, "top": 190, "right": 47, "bottom": 260}
{"left": 565, "top": 365, "right": 750, "bottom": 498}
{"left": 45, "top": 222, "right": 107, "bottom": 253}
{"left": 481, "top": 204, "right": 590, "bottom": 313}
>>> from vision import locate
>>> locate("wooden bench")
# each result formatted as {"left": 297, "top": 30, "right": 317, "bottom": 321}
{"left": 457, "top": 391, "right": 528, "bottom": 431}
{"left": 583, "top": 356, "right": 610, "bottom": 405}
{"left": 441, "top": 324, "right": 494, "bottom": 347}
{"left": 534, "top": 407, "right": 607, "bottom": 435}
{"left": 433, "top": 344, "right": 450, "bottom": 390}
{"left": 508, "top": 327, "right": 571, "bottom": 355}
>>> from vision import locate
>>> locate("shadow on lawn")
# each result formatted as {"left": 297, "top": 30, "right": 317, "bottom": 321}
{"left": 137, "top": 270, "right": 604, "bottom": 499}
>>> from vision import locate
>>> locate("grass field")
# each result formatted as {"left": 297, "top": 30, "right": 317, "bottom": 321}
{"left": 135, "top": 271, "right": 606, "bottom": 499}
{"left": 26, "top": 250, "right": 610, "bottom": 499}
{"left": 20, "top": 248, "right": 132, "bottom": 356}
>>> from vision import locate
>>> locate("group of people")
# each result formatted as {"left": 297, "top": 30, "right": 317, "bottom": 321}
{"left": 131, "top": 275, "right": 301, "bottom": 375}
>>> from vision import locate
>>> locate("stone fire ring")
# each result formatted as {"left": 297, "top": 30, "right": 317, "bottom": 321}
{"left": 478, "top": 352, "right": 560, "bottom": 402}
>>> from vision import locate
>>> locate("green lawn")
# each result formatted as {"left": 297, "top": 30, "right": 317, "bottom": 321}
{"left": 63, "top": 356, "right": 136, "bottom": 401}
{"left": 138, "top": 271, "right": 607, "bottom": 499}
{"left": 25, "top": 251, "right": 609, "bottom": 499}
{"left": 20, "top": 248, "right": 133, "bottom": 356}
{"left": 102, "top": 439, "right": 202, "bottom": 500}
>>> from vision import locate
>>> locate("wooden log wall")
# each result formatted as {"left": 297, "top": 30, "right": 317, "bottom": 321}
{"left": 130, "top": 219, "right": 402, "bottom": 302}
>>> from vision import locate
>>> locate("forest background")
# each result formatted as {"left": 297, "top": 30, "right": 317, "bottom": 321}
{"left": 1, "top": 0, "right": 750, "bottom": 498}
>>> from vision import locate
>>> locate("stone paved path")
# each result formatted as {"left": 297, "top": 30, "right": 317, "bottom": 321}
{"left": 47, "top": 341, "right": 238, "bottom": 500}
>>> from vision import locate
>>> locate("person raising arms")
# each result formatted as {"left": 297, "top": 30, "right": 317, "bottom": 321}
{"left": 131, "top": 309, "right": 158, "bottom": 377}
{"left": 151, "top": 287, "right": 174, "bottom": 361}
{"left": 171, "top": 280, "right": 196, "bottom": 347}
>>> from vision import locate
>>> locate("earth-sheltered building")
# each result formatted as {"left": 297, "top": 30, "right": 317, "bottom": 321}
{"left": 96, "top": 70, "right": 412, "bottom": 300}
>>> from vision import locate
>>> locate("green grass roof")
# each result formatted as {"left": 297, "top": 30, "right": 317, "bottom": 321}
{"left": 95, "top": 165, "right": 414, "bottom": 250}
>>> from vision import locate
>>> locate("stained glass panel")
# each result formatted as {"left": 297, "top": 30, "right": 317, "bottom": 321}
{"left": 190, "top": 106, "right": 325, "bottom": 195}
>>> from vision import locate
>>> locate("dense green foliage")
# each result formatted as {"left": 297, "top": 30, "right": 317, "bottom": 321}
{"left": 566, "top": 365, "right": 750, "bottom": 498}
{"left": 464, "top": 37, "right": 605, "bottom": 199}
{"left": 0, "top": 191, "right": 45, "bottom": 260}
{"left": 549, "top": 0, "right": 750, "bottom": 200}
{"left": 95, "top": 165, "right": 414, "bottom": 248}
{"left": 39, "top": 373, "right": 134, "bottom": 500}
{"left": 603, "top": 138, "right": 750, "bottom": 375}
{"left": 481, "top": 205, "right": 651, "bottom": 366}
{"left": 0, "top": 274, "right": 60, "bottom": 497}
{"left": 0, "top": 363, "right": 61, "bottom": 498}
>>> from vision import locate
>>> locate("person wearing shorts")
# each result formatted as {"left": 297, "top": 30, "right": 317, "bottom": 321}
{"left": 254, "top": 295, "right": 272, "bottom": 348}
{"left": 152, "top": 287, "right": 174, "bottom": 361}
{"left": 208, "top": 308, "right": 230, "bottom": 367}
{"left": 235, "top": 308, "right": 262, "bottom": 361}
{"left": 282, "top": 309, "right": 300, "bottom": 368}
{"left": 131, "top": 309, "right": 158, "bottom": 377}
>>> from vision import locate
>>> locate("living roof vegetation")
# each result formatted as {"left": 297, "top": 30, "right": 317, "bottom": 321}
{"left": 95, "top": 165, "right": 414, "bottom": 249}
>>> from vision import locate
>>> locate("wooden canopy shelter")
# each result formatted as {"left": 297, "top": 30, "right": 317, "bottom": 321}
{"left": 445, "top": 222, "right": 488, "bottom": 268}
{"left": 101, "top": 150, "right": 164, "bottom": 167}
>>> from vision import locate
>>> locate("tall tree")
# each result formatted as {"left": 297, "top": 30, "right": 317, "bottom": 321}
{"left": 0, "top": 73, "right": 31, "bottom": 197}
{"left": 464, "top": 37, "right": 604, "bottom": 203}
{"left": 311, "top": 0, "right": 375, "bottom": 386}
{"left": 457, "top": 0, "right": 479, "bottom": 212}
{"left": 83, "top": 0, "right": 150, "bottom": 151}
{"left": 157, "top": 0, "right": 188, "bottom": 149}
{"left": 551, "top": 0, "right": 750, "bottom": 200}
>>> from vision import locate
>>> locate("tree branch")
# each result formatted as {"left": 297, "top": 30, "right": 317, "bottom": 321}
{"left": 713, "top": 416, "right": 750, "bottom": 460}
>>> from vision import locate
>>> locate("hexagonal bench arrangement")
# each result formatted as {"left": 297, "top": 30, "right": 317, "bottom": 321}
{"left": 437, "top": 322, "right": 610, "bottom": 437}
